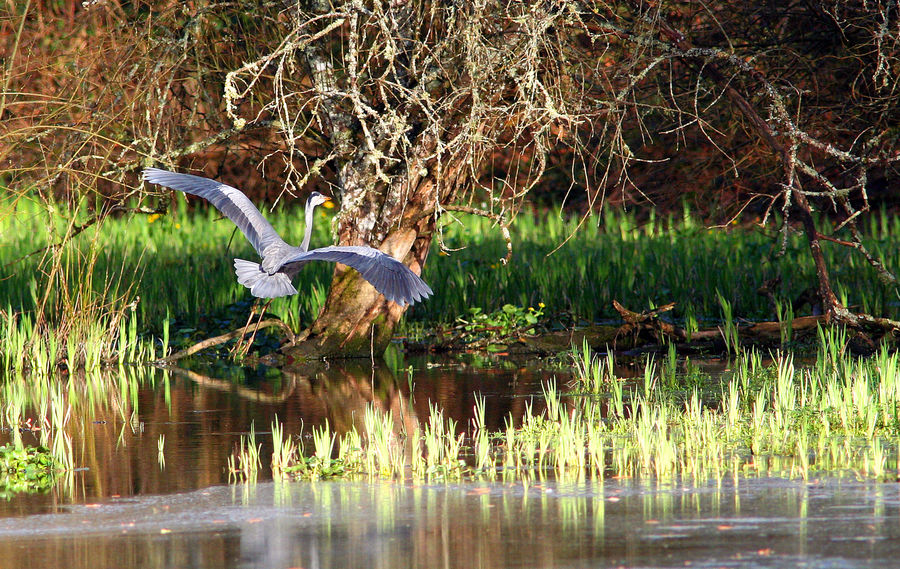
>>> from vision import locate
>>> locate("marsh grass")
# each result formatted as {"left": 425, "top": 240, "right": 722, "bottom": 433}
{"left": 253, "top": 330, "right": 900, "bottom": 483}
{"left": 418, "top": 207, "right": 900, "bottom": 328}
{"left": 716, "top": 290, "right": 740, "bottom": 354}
{"left": 1, "top": 193, "right": 335, "bottom": 369}
{"left": 555, "top": 335, "right": 900, "bottom": 481}
{"left": 145, "top": 204, "right": 900, "bottom": 333}
{"left": 1, "top": 194, "right": 157, "bottom": 371}
{"left": 228, "top": 422, "right": 262, "bottom": 483}
{"left": 270, "top": 415, "right": 297, "bottom": 480}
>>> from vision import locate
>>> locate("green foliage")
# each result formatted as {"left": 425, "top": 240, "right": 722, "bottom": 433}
{"left": 775, "top": 297, "right": 794, "bottom": 345}
{"left": 456, "top": 303, "right": 544, "bottom": 343}
{"left": 416, "top": 209, "right": 900, "bottom": 328}
{"left": 0, "top": 193, "right": 332, "bottom": 368}
{"left": 227, "top": 422, "right": 261, "bottom": 483}
{"left": 0, "top": 445, "right": 61, "bottom": 498}
{"left": 716, "top": 289, "right": 740, "bottom": 355}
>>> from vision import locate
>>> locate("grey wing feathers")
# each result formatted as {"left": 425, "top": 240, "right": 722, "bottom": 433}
{"left": 143, "top": 168, "right": 284, "bottom": 255}
{"left": 281, "top": 246, "right": 433, "bottom": 306}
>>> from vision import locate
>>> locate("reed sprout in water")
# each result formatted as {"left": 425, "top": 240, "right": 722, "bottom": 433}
{"left": 228, "top": 422, "right": 262, "bottom": 483}
{"left": 245, "top": 331, "right": 900, "bottom": 483}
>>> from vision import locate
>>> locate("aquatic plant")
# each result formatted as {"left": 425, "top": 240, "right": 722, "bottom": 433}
{"left": 0, "top": 444, "right": 63, "bottom": 498}
{"left": 270, "top": 416, "right": 297, "bottom": 480}
{"left": 454, "top": 303, "right": 545, "bottom": 347}
{"left": 227, "top": 422, "right": 261, "bottom": 483}
{"left": 245, "top": 331, "right": 900, "bottom": 484}
{"left": 716, "top": 290, "right": 739, "bottom": 355}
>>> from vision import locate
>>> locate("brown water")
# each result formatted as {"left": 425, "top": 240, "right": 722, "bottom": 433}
{"left": 0, "top": 356, "right": 560, "bottom": 506}
{"left": 2, "top": 358, "right": 900, "bottom": 568}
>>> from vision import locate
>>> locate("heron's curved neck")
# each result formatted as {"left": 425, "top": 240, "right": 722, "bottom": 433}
{"left": 300, "top": 196, "right": 317, "bottom": 251}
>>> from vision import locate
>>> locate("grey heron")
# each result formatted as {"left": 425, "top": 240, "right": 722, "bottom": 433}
{"left": 143, "top": 168, "right": 433, "bottom": 308}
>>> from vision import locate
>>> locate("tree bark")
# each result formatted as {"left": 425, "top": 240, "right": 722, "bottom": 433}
{"left": 286, "top": 206, "right": 435, "bottom": 358}
{"left": 283, "top": 3, "right": 476, "bottom": 358}
{"left": 285, "top": 129, "right": 469, "bottom": 358}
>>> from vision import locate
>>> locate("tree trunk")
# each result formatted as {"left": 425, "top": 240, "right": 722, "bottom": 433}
{"left": 286, "top": 208, "right": 435, "bottom": 358}
{"left": 284, "top": 7, "right": 475, "bottom": 358}
{"left": 285, "top": 134, "right": 467, "bottom": 358}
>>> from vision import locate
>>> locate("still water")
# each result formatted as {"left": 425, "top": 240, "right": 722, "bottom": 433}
{"left": 1, "top": 358, "right": 899, "bottom": 568}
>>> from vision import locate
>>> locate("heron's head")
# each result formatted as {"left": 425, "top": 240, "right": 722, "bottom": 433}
{"left": 308, "top": 191, "right": 333, "bottom": 208}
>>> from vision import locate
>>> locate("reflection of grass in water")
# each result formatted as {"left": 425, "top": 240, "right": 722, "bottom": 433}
{"left": 0, "top": 366, "right": 158, "bottom": 497}
{"left": 250, "top": 330, "right": 900, "bottom": 483}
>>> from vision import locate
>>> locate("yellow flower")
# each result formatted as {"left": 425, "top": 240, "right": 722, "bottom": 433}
{"left": 174, "top": 223, "right": 181, "bottom": 229}
{"left": 148, "top": 213, "right": 161, "bottom": 223}
{"left": 538, "top": 302, "right": 545, "bottom": 308}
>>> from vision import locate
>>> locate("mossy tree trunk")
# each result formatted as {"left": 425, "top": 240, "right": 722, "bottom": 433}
{"left": 281, "top": 3, "right": 486, "bottom": 358}
{"left": 288, "top": 154, "right": 462, "bottom": 357}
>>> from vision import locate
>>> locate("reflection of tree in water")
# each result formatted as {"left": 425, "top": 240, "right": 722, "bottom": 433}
{"left": 175, "top": 358, "right": 563, "bottom": 437}
{"left": 0, "top": 360, "right": 563, "bottom": 508}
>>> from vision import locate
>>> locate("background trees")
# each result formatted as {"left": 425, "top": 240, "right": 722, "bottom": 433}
{"left": 4, "top": 1, "right": 899, "bottom": 355}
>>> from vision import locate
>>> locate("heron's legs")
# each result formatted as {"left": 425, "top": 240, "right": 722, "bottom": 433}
{"left": 231, "top": 306, "right": 256, "bottom": 357}
{"left": 244, "top": 299, "right": 272, "bottom": 354}
{"left": 232, "top": 299, "right": 271, "bottom": 357}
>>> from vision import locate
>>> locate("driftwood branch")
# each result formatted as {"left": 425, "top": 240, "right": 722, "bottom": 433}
{"left": 154, "top": 319, "right": 296, "bottom": 364}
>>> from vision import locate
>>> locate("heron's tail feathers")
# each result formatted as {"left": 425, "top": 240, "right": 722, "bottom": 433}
{"left": 234, "top": 259, "right": 297, "bottom": 298}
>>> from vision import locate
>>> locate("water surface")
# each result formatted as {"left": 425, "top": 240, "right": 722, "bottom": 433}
{"left": 2, "top": 357, "right": 898, "bottom": 568}
{"left": 0, "top": 356, "right": 559, "bottom": 508}
{"left": 1, "top": 476, "right": 898, "bottom": 569}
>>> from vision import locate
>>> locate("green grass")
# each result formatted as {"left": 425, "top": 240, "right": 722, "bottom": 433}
{"left": 227, "top": 422, "right": 262, "bottom": 483}
{"left": 0, "top": 192, "right": 334, "bottom": 369}
{"left": 417, "top": 207, "right": 900, "bottom": 327}
{"left": 3, "top": 191, "right": 900, "bottom": 368}
{"left": 565, "top": 336, "right": 900, "bottom": 480}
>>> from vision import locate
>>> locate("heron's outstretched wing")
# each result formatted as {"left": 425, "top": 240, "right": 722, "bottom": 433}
{"left": 280, "top": 246, "right": 433, "bottom": 306}
{"left": 143, "top": 168, "right": 284, "bottom": 255}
